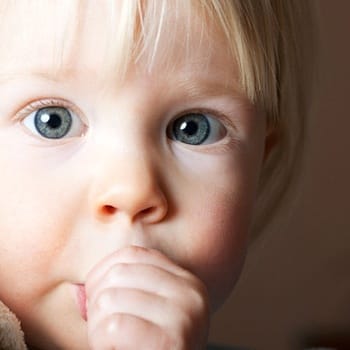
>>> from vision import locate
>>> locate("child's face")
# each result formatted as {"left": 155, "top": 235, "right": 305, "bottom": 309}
{"left": 0, "top": 2, "right": 266, "bottom": 348}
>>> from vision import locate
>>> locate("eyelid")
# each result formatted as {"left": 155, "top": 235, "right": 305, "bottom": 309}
{"left": 14, "top": 97, "right": 88, "bottom": 142}
{"left": 13, "top": 98, "right": 88, "bottom": 126}
{"left": 173, "top": 107, "right": 238, "bottom": 134}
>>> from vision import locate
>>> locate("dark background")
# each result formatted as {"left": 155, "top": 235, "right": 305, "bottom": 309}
{"left": 209, "top": 1, "right": 350, "bottom": 349}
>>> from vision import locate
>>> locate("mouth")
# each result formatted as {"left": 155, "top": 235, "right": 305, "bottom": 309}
{"left": 75, "top": 283, "right": 87, "bottom": 321}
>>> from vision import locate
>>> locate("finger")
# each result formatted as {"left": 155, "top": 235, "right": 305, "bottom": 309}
{"left": 88, "top": 312, "right": 174, "bottom": 350}
{"left": 86, "top": 246, "right": 190, "bottom": 295}
{"left": 87, "top": 262, "right": 197, "bottom": 310}
{"left": 87, "top": 287, "right": 205, "bottom": 349}
{"left": 87, "top": 287, "right": 190, "bottom": 335}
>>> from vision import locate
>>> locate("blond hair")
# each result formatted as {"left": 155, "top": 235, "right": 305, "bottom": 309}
{"left": 0, "top": 0, "right": 316, "bottom": 239}
{"left": 117, "top": 0, "right": 316, "bottom": 239}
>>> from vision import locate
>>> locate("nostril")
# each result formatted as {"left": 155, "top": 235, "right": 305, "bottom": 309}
{"left": 136, "top": 206, "right": 166, "bottom": 223}
{"left": 140, "top": 207, "right": 154, "bottom": 216}
{"left": 101, "top": 205, "right": 117, "bottom": 215}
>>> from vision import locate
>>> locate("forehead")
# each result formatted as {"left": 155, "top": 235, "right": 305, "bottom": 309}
{"left": 0, "top": 1, "right": 239, "bottom": 89}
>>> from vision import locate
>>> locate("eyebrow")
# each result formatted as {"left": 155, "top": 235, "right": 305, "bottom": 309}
{"left": 172, "top": 77, "right": 248, "bottom": 103}
{"left": 0, "top": 68, "right": 81, "bottom": 84}
{"left": 0, "top": 69, "right": 248, "bottom": 105}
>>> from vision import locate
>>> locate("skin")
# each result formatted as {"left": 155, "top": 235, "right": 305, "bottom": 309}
{"left": 0, "top": 2, "right": 267, "bottom": 349}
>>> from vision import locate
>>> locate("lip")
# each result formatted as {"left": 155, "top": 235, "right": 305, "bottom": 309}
{"left": 75, "top": 283, "right": 87, "bottom": 321}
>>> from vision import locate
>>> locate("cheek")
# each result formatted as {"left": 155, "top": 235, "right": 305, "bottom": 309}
{"left": 0, "top": 184, "right": 61, "bottom": 298}
{"left": 0, "top": 149, "right": 79, "bottom": 300}
{"left": 168, "top": 147, "right": 263, "bottom": 311}
{"left": 168, "top": 179, "right": 255, "bottom": 311}
{"left": 183, "top": 192, "right": 250, "bottom": 311}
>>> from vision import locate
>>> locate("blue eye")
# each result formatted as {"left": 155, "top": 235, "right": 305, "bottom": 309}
{"left": 168, "top": 113, "right": 226, "bottom": 145}
{"left": 34, "top": 107, "right": 72, "bottom": 139}
{"left": 22, "top": 104, "right": 86, "bottom": 139}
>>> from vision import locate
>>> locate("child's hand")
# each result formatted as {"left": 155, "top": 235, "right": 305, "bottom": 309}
{"left": 86, "top": 246, "right": 210, "bottom": 349}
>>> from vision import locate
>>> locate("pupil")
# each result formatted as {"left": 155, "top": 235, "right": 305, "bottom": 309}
{"left": 182, "top": 121, "right": 198, "bottom": 136}
{"left": 45, "top": 114, "right": 62, "bottom": 129}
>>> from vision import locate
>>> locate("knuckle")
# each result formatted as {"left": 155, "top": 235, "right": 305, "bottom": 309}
{"left": 175, "top": 305, "right": 209, "bottom": 350}
{"left": 183, "top": 277, "right": 209, "bottom": 314}
{"left": 103, "top": 313, "right": 123, "bottom": 335}
{"left": 192, "top": 286, "right": 209, "bottom": 313}
{"left": 94, "top": 287, "right": 117, "bottom": 310}
{"left": 88, "top": 314, "right": 123, "bottom": 349}
{"left": 106, "top": 263, "right": 129, "bottom": 282}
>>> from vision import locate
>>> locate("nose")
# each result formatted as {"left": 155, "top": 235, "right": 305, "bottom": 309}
{"left": 91, "top": 153, "right": 168, "bottom": 225}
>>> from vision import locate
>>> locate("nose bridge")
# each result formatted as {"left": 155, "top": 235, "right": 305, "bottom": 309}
{"left": 91, "top": 140, "right": 168, "bottom": 224}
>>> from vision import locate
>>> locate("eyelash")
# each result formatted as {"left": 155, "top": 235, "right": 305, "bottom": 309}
{"left": 15, "top": 100, "right": 236, "bottom": 130}
{"left": 175, "top": 108, "right": 236, "bottom": 130}
{"left": 14, "top": 98, "right": 81, "bottom": 121}
{"left": 172, "top": 107, "right": 238, "bottom": 147}
{"left": 13, "top": 98, "right": 237, "bottom": 148}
